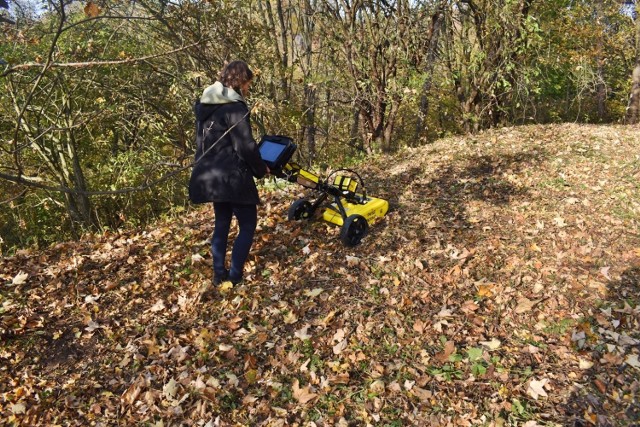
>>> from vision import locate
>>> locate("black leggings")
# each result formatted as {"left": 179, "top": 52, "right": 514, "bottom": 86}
{"left": 212, "top": 202, "right": 257, "bottom": 281}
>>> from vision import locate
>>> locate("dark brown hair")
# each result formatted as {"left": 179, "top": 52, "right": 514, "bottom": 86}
{"left": 220, "top": 61, "right": 253, "bottom": 94}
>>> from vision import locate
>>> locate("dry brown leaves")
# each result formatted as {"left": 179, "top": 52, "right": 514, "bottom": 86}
{"left": 1, "top": 124, "right": 639, "bottom": 426}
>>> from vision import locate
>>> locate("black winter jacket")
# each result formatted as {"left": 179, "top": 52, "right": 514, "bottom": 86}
{"left": 188, "top": 100, "right": 268, "bottom": 205}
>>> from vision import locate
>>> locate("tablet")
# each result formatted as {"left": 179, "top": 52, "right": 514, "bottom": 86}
{"left": 258, "top": 136, "right": 296, "bottom": 170}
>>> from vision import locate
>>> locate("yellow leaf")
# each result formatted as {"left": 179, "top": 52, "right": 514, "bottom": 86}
{"left": 479, "top": 338, "right": 501, "bottom": 350}
{"left": 477, "top": 284, "right": 494, "bottom": 297}
{"left": 218, "top": 281, "right": 233, "bottom": 293}
{"left": 244, "top": 369, "right": 258, "bottom": 384}
{"left": 369, "top": 380, "right": 385, "bottom": 394}
{"left": 84, "top": 1, "right": 101, "bottom": 17}
{"left": 283, "top": 311, "right": 299, "bottom": 324}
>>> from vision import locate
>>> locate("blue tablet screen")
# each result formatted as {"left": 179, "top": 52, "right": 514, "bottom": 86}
{"left": 260, "top": 140, "right": 286, "bottom": 163}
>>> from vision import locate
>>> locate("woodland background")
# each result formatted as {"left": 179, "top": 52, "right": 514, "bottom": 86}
{"left": 1, "top": 0, "right": 640, "bottom": 251}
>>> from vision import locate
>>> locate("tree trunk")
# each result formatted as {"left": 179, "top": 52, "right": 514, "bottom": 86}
{"left": 304, "top": 84, "right": 317, "bottom": 164}
{"left": 595, "top": 0, "right": 607, "bottom": 121}
{"left": 415, "top": 2, "right": 446, "bottom": 143}
{"left": 349, "top": 102, "right": 361, "bottom": 152}
{"left": 300, "top": 0, "right": 317, "bottom": 164}
{"left": 628, "top": 65, "right": 640, "bottom": 124}
{"left": 260, "top": 0, "right": 289, "bottom": 101}
{"left": 275, "top": 0, "right": 290, "bottom": 98}
{"left": 627, "top": 2, "right": 640, "bottom": 124}
{"left": 384, "top": 96, "right": 400, "bottom": 152}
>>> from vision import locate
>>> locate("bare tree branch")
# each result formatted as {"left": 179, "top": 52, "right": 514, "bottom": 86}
{"left": 2, "top": 42, "right": 202, "bottom": 77}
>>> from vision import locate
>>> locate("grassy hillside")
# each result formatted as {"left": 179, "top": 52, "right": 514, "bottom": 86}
{"left": 1, "top": 123, "right": 639, "bottom": 426}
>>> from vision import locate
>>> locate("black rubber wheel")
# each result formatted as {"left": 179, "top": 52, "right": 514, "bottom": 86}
{"left": 288, "top": 199, "right": 313, "bottom": 220}
{"left": 340, "top": 214, "right": 368, "bottom": 246}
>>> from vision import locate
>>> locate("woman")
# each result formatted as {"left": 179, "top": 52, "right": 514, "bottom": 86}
{"left": 189, "top": 61, "right": 269, "bottom": 286}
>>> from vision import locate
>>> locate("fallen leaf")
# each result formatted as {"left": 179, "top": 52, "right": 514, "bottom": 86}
{"left": 85, "top": 320, "right": 102, "bottom": 332}
{"left": 332, "top": 328, "right": 346, "bottom": 343}
{"left": 479, "top": 338, "right": 501, "bottom": 350}
{"left": 433, "top": 319, "right": 449, "bottom": 332}
{"left": 163, "top": 378, "right": 178, "bottom": 400}
{"left": 594, "top": 378, "right": 606, "bottom": 394}
{"left": 121, "top": 377, "right": 144, "bottom": 405}
{"left": 369, "top": 379, "right": 385, "bottom": 393}
{"left": 515, "top": 297, "right": 540, "bottom": 314}
{"left": 527, "top": 378, "right": 549, "bottom": 400}
{"left": 600, "top": 266, "right": 612, "bottom": 281}
{"left": 333, "top": 340, "right": 348, "bottom": 355}
{"left": 149, "top": 300, "right": 165, "bottom": 312}
{"left": 11, "top": 271, "right": 28, "bottom": 286}
{"left": 626, "top": 354, "right": 640, "bottom": 369}
{"left": 477, "top": 283, "right": 495, "bottom": 297}
{"left": 292, "top": 379, "right": 317, "bottom": 404}
{"left": 412, "top": 386, "right": 432, "bottom": 401}
{"left": 295, "top": 325, "right": 312, "bottom": 341}
{"left": 11, "top": 403, "right": 26, "bottom": 414}
{"left": 553, "top": 216, "right": 567, "bottom": 227}
{"left": 579, "top": 358, "right": 594, "bottom": 370}
{"left": 283, "top": 311, "right": 299, "bottom": 324}
{"left": 436, "top": 307, "right": 453, "bottom": 318}
{"left": 436, "top": 341, "right": 455, "bottom": 362}
{"left": 533, "top": 282, "right": 544, "bottom": 294}
{"left": 346, "top": 255, "right": 360, "bottom": 267}
{"left": 84, "top": 294, "right": 101, "bottom": 304}
{"left": 219, "top": 281, "right": 233, "bottom": 292}
{"left": 413, "top": 319, "right": 426, "bottom": 333}
{"left": 244, "top": 369, "right": 258, "bottom": 385}
{"left": 304, "top": 288, "right": 323, "bottom": 298}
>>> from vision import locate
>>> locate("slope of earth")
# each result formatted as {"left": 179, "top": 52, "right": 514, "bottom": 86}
{"left": 1, "top": 123, "right": 639, "bottom": 426}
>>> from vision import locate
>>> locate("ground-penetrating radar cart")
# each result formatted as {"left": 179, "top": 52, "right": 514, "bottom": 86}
{"left": 258, "top": 135, "right": 389, "bottom": 246}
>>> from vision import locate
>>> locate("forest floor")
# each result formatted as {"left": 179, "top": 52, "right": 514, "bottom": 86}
{"left": 1, "top": 123, "right": 640, "bottom": 427}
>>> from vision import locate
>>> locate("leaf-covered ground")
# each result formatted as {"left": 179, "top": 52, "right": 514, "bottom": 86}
{"left": 1, "top": 123, "right": 640, "bottom": 426}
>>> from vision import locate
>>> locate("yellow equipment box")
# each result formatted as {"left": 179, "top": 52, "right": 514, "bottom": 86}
{"left": 322, "top": 196, "right": 389, "bottom": 227}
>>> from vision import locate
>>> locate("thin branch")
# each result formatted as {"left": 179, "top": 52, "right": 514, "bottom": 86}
{"left": 0, "top": 188, "right": 28, "bottom": 205}
{"left": 61, "top": 14, "right": 156, "bottom": 33}
{"left": 2, "top": 42, "right": 202, "bottom": 77}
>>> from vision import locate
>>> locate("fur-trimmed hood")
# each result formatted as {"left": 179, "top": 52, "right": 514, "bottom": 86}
{"left": 200, "top": 81, "right": 245, "bottom": 105}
